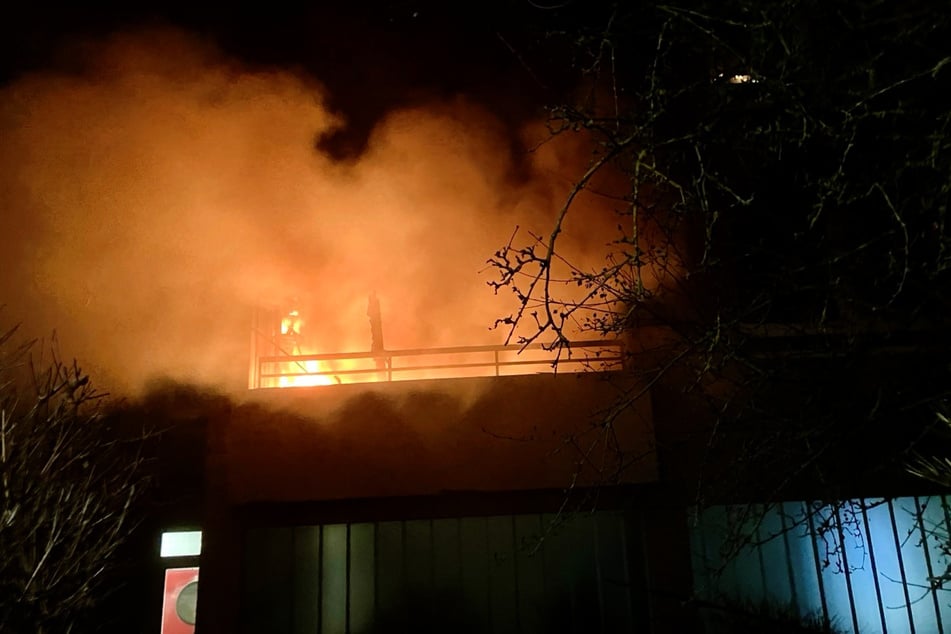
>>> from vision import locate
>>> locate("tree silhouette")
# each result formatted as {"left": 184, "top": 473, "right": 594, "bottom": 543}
{"left": 0, "top": 324, "right": 151, "bottom": 633}
{"left": 491, "top": 0, "right": 951, "bottom": 580}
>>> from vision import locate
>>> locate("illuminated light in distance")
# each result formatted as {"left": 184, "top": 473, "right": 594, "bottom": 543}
{"left": 728, "top": 74, "right": 758, "bottom": 84}
{"left": 714, "top": 72, "right": 760, "bottom": 84}
{"left": 161, "top": 530, "right": 202, "bottom": 558}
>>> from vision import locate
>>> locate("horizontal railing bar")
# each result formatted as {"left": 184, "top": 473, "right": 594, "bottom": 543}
{"left": 258, "top": 340, "right": 621, "bottom": 364}
{"left": 260, "top": 354, "right": 623, "bottom": 373}
{"left": 258, "top": 356, "right": 624, "bottom": 380}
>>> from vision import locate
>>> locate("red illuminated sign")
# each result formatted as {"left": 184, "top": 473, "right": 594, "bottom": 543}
{"left": 161, "top": 567, "right": 199, "bottom": 634}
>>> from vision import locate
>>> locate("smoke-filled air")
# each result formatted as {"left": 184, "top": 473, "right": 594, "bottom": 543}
{"left": 0, "top": 28, "right": 625, "bottom": 396}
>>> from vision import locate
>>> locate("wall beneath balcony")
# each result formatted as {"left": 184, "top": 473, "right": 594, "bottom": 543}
{"left": 209, "top": 372, "right": 656, "bottom": 505}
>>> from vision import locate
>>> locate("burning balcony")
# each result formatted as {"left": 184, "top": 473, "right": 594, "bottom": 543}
{"left": 247, "top": 300, "right": 624, "bottom": 389}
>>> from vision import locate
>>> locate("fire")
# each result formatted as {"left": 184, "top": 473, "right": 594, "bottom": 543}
{"left": 251, "top": 301, "right": 625, "bottom": 389}
{"left": 273, "top": 356, "right": 383, "bottom": 388}
{"left": 280, "top": 310, "right": 302, "bottom": 337}
{"left": 255, "top": 301, "right": 392, "bottom": 388}
{"left": 276, "top": 359, "right": 335, "bottom": 388}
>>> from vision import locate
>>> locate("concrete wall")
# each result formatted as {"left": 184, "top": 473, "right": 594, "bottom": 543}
{"left": 213, "top": 372, "right": 656, "bottom": 504}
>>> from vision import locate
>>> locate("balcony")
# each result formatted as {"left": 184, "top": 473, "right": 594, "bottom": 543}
{"left": 249, "top": 340, "right": 625, "bottom": 389}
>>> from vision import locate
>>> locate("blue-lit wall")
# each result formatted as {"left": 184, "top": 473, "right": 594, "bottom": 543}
{"left": 690, "top": 496, "right": 951, "bottom": 633}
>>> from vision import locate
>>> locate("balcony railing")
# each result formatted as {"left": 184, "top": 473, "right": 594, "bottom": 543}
{"left": 250, "top": 340, "right": 624, "bottom": 389}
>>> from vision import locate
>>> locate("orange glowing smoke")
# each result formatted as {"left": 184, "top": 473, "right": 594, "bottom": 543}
{"left": 0, "top": 28, "right": 649, "bottom": 396}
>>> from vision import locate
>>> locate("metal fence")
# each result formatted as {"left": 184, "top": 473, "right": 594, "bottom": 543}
{"left": 250, "top": 340, "right": 624, "bottom": 389}
{"left": 690, "top": 496, "right": 951, "bottom": 633}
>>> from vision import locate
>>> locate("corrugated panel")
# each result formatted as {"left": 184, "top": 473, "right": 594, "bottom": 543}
{"left": 293, "top": 527, "right": 320, "bottom": 634}
{"left": 690, "top": 496, "right": 951, "bottom": 634}
{"left": 241, "top": 512, "right": 641, "bottom": 633}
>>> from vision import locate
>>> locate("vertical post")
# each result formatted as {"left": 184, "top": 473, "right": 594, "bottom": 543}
{"left": 248, "top": 309, "right": 258, "bottom": 389}
{"left": 317, "top": 525, "right": 324, "bottom": 634}
{"left": 887, "top": 498, "right": 916, "bottom": 633}
{"left": 832, "top": 503, "right": 860, "bottom": 634}
{"left": 196, "top": 405, "right": 242, "bottom": 634}
{"left": 806, "top": 502, "right": 831, "bottom": 631}
{"left": 777, "top": 503, "right": 800, "bottom": 613}
{"left": 914, "top": 497, "right": 944, "bottom": 634}
{"left": 640, "top": 501, "right": 697, "bottom": 633}
{"left": 346, "top": 523, "right": 352, "bottom": 634}
{"left": 368, "top": 291, "right": 386, "bottom": 383}
{"left": 859, "top": 500, "right": 887, "bottom": 634}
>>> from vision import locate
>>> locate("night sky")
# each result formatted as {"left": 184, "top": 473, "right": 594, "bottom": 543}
{"left": 0, "top": 2, "right": 576, "bottom": 158}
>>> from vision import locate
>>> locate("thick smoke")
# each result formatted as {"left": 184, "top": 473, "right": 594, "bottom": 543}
{"left": 0, "top": 28, "right": 621, "bottom": 395}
